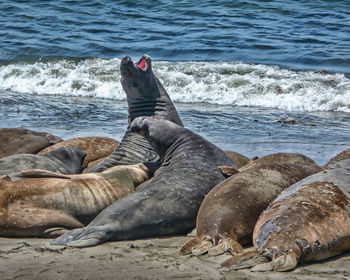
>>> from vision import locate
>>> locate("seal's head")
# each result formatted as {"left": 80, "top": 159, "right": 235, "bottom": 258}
{"left": 120, "top": 54, "right": 157, "bottom": 100}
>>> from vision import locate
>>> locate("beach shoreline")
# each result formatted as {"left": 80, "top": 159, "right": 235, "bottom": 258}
{"left": 2, "top": 235, "right": 350, "bottom": 280}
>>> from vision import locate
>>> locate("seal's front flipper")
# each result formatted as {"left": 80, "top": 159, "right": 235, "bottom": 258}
{"left": 219, "top": 166, "right": 239, "bottom": 178}
{"left": 220, "top": 250, "right": 262, "bottom": 269}
{"left": 51, "top": 226, "right": 109, "bottom": 248}
{"left": 19, "top": 169, "right": 71, "bottom": 179}
{"left": 208, "top": 238, "right": 244, "bottom": 256}
{"left": 251, "top": 252, "right": 298, "bottom": 272}
{"left": 179, "top": 237, "right": 201, "bottom": 255}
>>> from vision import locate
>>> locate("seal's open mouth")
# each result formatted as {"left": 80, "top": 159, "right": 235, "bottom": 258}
{"left": 136, "top": 58, "right": 147, "bottom": 71}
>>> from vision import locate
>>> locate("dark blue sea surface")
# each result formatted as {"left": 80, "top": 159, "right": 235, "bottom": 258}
{"left": 0, "top": 0, "right": 350, "bottom": 164}
{"left": 1, "top": 0, "right": 349, "bottom": 74}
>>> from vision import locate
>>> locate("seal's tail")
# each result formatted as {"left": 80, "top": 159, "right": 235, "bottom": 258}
{"left": 220, "top": 250, "right": 298, "bottom": 272}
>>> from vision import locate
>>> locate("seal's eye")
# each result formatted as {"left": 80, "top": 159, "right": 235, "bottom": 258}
{"left": 133, "top": 82, "right": 138, "bottom": 87}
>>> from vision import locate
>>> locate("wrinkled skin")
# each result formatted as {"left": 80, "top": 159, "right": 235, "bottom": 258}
{"left": 180, "top": 153, "right": 321, "bottom": 256}
{"left": 89, "top": 55, "right": 183, "bottom": 172}
{"left": 0, "top": 128, "right": 62, "bottom": 158}
{"left": 52, "top": 117, "right": 235, "bottom": 247}
{"left": 221, "top": 159, "right": 350, "bottom": 272}
{"left": 0, "top": 164, "right": 149, "bottom": 237}
{"left": 0, "top": 147, "right": 86, "bottom": 176}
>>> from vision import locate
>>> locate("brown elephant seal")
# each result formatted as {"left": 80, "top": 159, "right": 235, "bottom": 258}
{"left": 0, "top": 128, "right": 62, "bottom": 158}
{"left": 0, "top": 147, "right": 86, "bottom": 176}
{"left": 52, "top": 117, "right": 235, "bottom": 247}
{"left": 0, "top": 163, "right": 149, "bottom": 237}
{"left": 224, "top": 150, "right": 252, "bottom": 169}
{"left": 221, "top": 159, "right": 350, "bottom": 272}
{"left": 180, "top": 153, "right": 321, "bottom": 256}
{"left": 38, "top": 136, "right": 119, "bottom": 166}
{"left": 325, "top": 147, "right": 350, "bottom": 167}
{"left": 89, "top": 55, "right": 183, "bottom": 173}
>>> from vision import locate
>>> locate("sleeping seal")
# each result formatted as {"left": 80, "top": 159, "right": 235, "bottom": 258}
{"left": 221, "top": 159, "right": 350, "bottom": 271}
{"left": 38, "top": 136, "right": 120, "bottom": 166}
{"left": 88, "top": 55, "right": 183, "bottom": 172}
{"left": 0, "top": 163, "right": 149, "bottom": 237}
{"left": 0, "top": 128, "right": 62, "bottom": 158}
{"left": 180, "top": 153, "right": 321, "bottom": 256}
{"left": 0, "top": 147, "right": 86, "bottom": 176}
{"left": 52, "top": 117, "right": 235, "bottom": 247}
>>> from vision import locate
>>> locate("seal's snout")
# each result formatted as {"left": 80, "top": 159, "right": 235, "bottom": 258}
{"left": 121, "top": 56, "right": 138, "bottom": 77}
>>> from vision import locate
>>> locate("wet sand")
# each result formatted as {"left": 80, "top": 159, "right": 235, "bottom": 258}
{"left": 1, "top": 236, "right": 350, "bottom": 280}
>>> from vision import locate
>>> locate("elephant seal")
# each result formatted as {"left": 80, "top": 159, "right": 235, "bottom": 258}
{"left": 325, "top": 147, "right": 350, "bottom": 167}
{"left": 52, "top": 117, "right": 235, "bottom": 247}
{"left": 180, "top": 153, "right": 321, "bottom": 256}
{"left": 0, "top": 163, "right": 149, "bottom": 237}
{"left": 224, "top": 150, "right": 252, "bottom": 169}
{"left": 221, "top": 159, "right": 350, "bottom": 271}
{"left": 0, "top": 147, "right": 86, "bottom": 176}
{"left": 89, "top": 55, "right": 183, "bottom": 173}
{"left": 0, "top": 128, "right": 62, "bottom": 158}
{"left": 38, "top": 136, "right": 119, "bottom": 166}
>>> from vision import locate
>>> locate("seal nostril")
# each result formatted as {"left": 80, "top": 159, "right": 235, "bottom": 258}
{"left": 133, "top": 82, "right": 137, "bottom": 87}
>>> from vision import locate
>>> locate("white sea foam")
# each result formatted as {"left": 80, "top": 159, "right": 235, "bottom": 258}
{"left": 1, "top": 58, "right": 349, "bottom": 112}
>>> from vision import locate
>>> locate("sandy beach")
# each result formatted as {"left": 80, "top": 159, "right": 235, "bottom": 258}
{"left": 1, "top": 235, "right": 350, "bottom": 280}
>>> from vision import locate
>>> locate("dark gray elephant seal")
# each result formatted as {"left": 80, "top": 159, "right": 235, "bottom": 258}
{"left": 0, "top": 147, "right": 86, "bottom": 176}
{"left": 52, "top": 117, "right": 235, "bottom": 247}
{"left": 89, "top": 55, "right": 183, "bottom": 173}
{"left": 0, "top": 128, "right": 62, "bottom": 158}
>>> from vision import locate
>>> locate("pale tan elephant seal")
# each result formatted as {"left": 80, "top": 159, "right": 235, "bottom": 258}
{"left": 180, "top": 153, "right": 321, "bottom": 256}
{"left": 0, "top": 128, "right": 62, "bottom": 158}
{"left": 0, "top": 163, "right": 149, "bottom": 237}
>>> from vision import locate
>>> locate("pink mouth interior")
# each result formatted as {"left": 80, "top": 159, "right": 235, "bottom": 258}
{"left": 137, "top": 58, "right": 147, "bottom": 69}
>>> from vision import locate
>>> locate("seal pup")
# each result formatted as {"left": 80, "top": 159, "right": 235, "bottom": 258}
{"left": 180, "top": 153, "right": 321, "bottom": 256}
{"left": 52, "top": 117, "right": 235, "bottom": 247}
{"left": 0, "top": 147, "right": 86, "bottom": 176}
{"left": 38, "top": 136, "right": 119, "bottom": 166}
{"left": 221, "top": 159, "right": 350, "bottom": 271}
{"left": 89, "top": 55, "right": 183, "bottom": 172}
{"left": 0, "top": 163, "right": 149, "bottom": 237}
{"left": 0, "top": 128, "right": 62, "bottom": 158}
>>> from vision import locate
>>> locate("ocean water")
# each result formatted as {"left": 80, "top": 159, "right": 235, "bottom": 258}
{"left": 1, "top": 0, "right": 350, "bottom": 165}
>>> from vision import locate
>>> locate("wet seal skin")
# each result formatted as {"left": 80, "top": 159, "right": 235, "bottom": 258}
{"left": 0, "top": 147, "right": 86, "bottom": 176}
{"left": 180, "top": 153, "right": 321, "bottom": 256}
{"left": 88, "top": 55, "right": 183, "bottom": 173}
{"left": 221, "top": 159, "right": 350, "bottom": 272}
{"left": 0, "top": 163, "right": 149, "bottom": 237}
{"left": 52, "top": 117, "right": 235, "bottom": 247}
{"left": 0, "top": 128, "right": 62, "bottom": 158}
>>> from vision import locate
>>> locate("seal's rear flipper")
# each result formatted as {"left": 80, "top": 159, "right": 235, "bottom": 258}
{"left": 219, "top": 166, "right": 239, "bottom": 178}
{"left": 180, "top": 237, "right": 214, "bottom": 256}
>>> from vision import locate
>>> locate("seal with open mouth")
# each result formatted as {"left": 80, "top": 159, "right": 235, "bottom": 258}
{"left": 88, "top": 55, "right": 183, "bottom": 173}
{"left": 52, "top": 117, "right": 235, "bottom": 247}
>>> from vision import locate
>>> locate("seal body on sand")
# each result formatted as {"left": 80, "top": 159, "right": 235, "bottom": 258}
{"left": 89, "top": 55, "right": 183, "bottom": 173}
{"left": 0, "top": 147, "right": 86, "bottom": 176}
{"left": 52, "top": 117, "right": 235, "bottom": 247}
{"left": 180, "top": 153, "right": 321, "bottom": 256}
{"left": 221, "top": 159, "right": 350, "bottom": 272}
{"left": 38, "top": 136, "right": 119, "bottom": 166}
{"left": 0, "top": 163, "right": 149, "bottom": 237}
{"left": 0, "top": 128, "right": 62, "bottom": 158}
